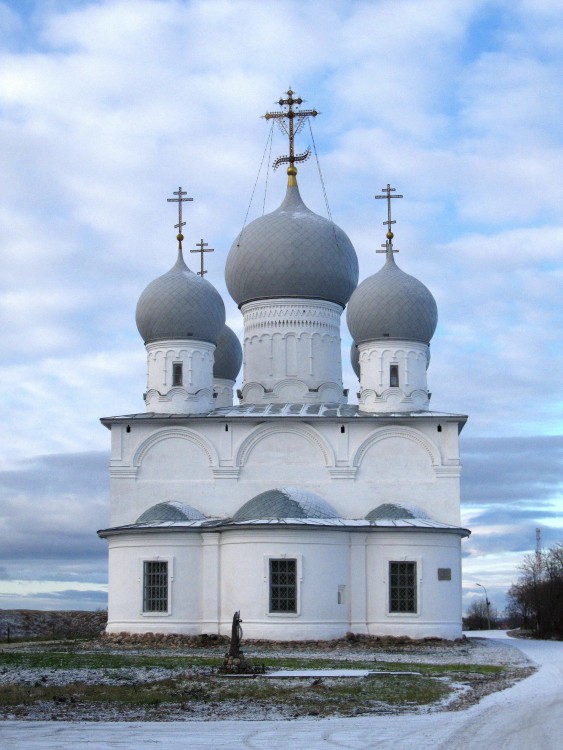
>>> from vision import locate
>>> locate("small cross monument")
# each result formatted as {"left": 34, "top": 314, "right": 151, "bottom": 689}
{"left": 375, "top": 183, "right": 403, "bottom": 259}
{"left": 167, "top": 186, "right": 193, "bottom": 249}
{"left": 191, "top": 239, "right": 214, "bottom": 277}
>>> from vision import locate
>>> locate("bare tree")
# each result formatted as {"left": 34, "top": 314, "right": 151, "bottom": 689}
{"left": 463, "top": 598, "right": 499, "bottom": 630}
{"left": 507, "top": 542, "right": 563, "bottom": 639}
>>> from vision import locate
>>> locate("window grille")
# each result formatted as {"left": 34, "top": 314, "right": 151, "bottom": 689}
{"left": 389, "top": 561, "right": 417, "bottom": 613}
{"left": 269, "top": 559, "right": 297, "bottom": 613}
{"left": 143, "top": 561, "right": 168, "bottom": 612}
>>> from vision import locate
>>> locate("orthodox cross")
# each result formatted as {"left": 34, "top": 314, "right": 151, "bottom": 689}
{"left": 190, "top": 239, "right": 214, "bottom": 277}
{"left": 264, "top": 89, "right": 319, "bottom": 172}
{"left": 376, "top": 184, "right": 402, "bottom": 257}
{"left": 167, "top": 187, "right": 193, "bottom": 248}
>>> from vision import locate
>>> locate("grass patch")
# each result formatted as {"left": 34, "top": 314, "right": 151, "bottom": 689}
{"left": 0, "top": 673, "right": 450, "bottom": 716}
{"left": 0, "top": 651, "right": 221, "bottom": 670}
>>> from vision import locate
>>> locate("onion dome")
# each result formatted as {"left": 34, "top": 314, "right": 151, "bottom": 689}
{"left": 136, "top": 501, "right": 206, "bottom": 524}
{"left": 233, "top": 487, "right": 339, "bottom": 522}
{"left": 213, "top": 325, "right": 243, "bottom": 381}
{"left": 347, "top": 254, "right": 437, "bottom": 345}
{"left": 366, "top": 503, "right": 428, "bottom": 521}
{"left": 350, "top": 342, "right": 360, "bottom": 379}
{"left": 225, "top": 184, "right": 359, "bottom": 308}
{"left": 136, "top": 249, "right": 225, "bottom": 344}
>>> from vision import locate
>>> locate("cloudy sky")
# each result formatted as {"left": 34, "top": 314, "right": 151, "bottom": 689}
{"left": 0, "top": 0, "right": 561, "bottom": 615}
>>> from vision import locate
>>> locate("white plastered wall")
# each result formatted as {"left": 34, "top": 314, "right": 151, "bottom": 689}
{"left": 107, "top": 417, "right": 462, "bottom": 527}
{"left": 103, "top": 528, "right": 465, "bottom": 639}
{"left": 241, "top": 299, "right": 346, "bottom": 404}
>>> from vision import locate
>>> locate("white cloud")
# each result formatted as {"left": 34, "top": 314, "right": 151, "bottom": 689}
{"left": 0, "top": 0, "right": 562, "bottom": 610}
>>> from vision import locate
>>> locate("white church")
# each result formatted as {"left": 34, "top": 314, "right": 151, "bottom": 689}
{"left": 98, "top": 91, "right": 470, "bottom": 641}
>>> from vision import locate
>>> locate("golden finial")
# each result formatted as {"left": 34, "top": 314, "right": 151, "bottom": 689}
{"left": 263, "top": 89, "right": 319, "bottom": 186}
{"left": 167, "top": 187, "right": 193, "bottom": 250}
{"left": 376, "top": 184, "right": 403, "bottom": 259}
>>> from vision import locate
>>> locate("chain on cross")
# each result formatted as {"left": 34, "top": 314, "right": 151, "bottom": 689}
{"left": 264, "top": 89, "right": 319, "bottom": 177}
{"left": 167, "top": 187, "right": 193, "bottom": 249}
{"left": 375, "top": 183, "right": 403, "bottom": 258}
{"left": 191, "top": 239, "right": 214, "bottom": 277}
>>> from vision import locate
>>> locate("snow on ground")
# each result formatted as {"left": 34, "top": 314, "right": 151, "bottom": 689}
{"left": 1, "top": 632, "right": 561, "bottom": 749}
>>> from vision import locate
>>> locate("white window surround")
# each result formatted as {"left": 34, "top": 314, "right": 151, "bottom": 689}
{"left": 263, "top": 554, "right": 303, "bottom": 617}
{"left": 384, "top": 556, "right": 422, "bottom": 618}
{"left": 138, "top": 556, "right": 174, "bottom": 617}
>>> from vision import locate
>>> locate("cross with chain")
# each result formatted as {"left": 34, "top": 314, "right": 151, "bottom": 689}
{"left": 191, "top": 239, "right": 214, "bottom": 277}
{"left": 167, "top": 187, "right": 193, "bottom": 248}
{"left": 376, "top": 184, "right": 402, "bottom": 257}
{"left": 264, "top": 89, "right": 319, "bottom": 174}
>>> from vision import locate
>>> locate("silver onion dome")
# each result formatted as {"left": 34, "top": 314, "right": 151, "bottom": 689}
{"left": 233, "top": 487, "right": 339, "bottom": 522}
{"left": 347, "top": 254, "right": 437, "bottom": 345}
{"left": 136, "top": 249, "right": 226, "bottom": 345}
{"left": 213, "top": 325, "right": 243, "bottom": 381}
{"left": 225, "top": 184, "right": 359, "bottom": 308}
{"left": 350, "top": 342, "right": 360, "bottom": 379}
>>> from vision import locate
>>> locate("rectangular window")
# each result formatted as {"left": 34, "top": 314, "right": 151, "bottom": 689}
{"left": 390, "top": 364, "right": 399, "bottom": 388}
{"left": 143, "top": 561, "right": 168, "bottom": 612}
{"left": 438, "top": 568, "right": 452, "bottom": 581}
{"left": 269, "top": 559, "right": 297, "bottom": 613}
{"left": 389, "top": 561, "right": 417, "bottom": 613}
{"left": 172, "top": 362, "right": 183, "bottom": 386}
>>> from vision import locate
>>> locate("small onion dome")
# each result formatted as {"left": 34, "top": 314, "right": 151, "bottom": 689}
{"left": 346, "top": 254, "right": 437, "bottom": 345}
{"left": 365, "top": 503, "right": 428, "bottom": 521}
{"left": 213, "top": 325, "right": 243, "bottom": 381}
{"left": 233, "top": 487, "right": 339, "bottom": 522}
{"left": 136, "top": 249, "right": 225, "bottom": 345}
{"left": 136, "top": 501, "right": 206, "bottom": 524}
{"left": 350, "top": 342, "right": 360, "bottom": 380}
{"left": 225, "top": 184, "right": 359, "bottom": 308}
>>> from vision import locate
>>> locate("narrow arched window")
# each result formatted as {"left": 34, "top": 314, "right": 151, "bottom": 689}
{"left": 172, "top": 362, "right": 183, "bottom": 386}
{"left": 390, "top": 364, "right": 399, "bottom": 388}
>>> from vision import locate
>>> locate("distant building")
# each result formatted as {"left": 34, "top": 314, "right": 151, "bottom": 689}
{"left": 98, "top": 92, "right": 469, "bottom": 640}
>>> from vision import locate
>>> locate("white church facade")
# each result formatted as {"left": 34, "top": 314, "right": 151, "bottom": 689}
{"left": 98, "top": 91, "right": 470, "bottom": 640}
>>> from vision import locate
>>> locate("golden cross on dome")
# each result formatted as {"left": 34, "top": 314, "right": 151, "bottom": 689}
{"left": 264, "top": 89, "right": 319, "bottom": 184}
{"left": 167, "top": 187, "right": 193, "bottom": 249}
{"left": 191, "top": 239, "right": 214, "bottom": 277}
{"left": 376, "top": 184, "right": 402, "bottom": 258}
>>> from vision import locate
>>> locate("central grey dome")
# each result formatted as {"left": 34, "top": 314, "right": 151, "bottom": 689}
{"left": 136, "top": 249, "right": 225, "bottom": 345}
{"left": 225, "top": 185, "right": 358, "bottom": 308}
{"left": 233, "top": 487, "right": 339, "bottom": 522}
{"left": 347, "top": 254, "right": 437, "bottom": 345}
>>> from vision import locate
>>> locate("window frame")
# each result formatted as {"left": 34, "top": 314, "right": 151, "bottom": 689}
{"left": 388, "top": 560, "right": 418, "bottom": 615}
{"left": 264, "top": 555, "right": 302, "bottom": 617}
{"left": 172, "top": 362, "right": 183, "bottom": 387}
{"left": 140, "top": 557, "right": 173, "bottom": 616}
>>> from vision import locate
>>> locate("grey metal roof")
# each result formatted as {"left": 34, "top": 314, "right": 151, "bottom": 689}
{"left": 365, "top": 503, "right": 428, "bottom": 521}
{"left": 136, "top": 249, "right": 226, "bottom": 344}
{"left": 346, "top": 255, "right": 438, "bottom": 345}
{"left": 233, "top": 487, "right": 339, "bottom": 522}
{"left": 101, "top": 404, "right": 468, "bottom": 429}
{"left": 225, "top": 184, "right": 359, "bottom": 308}
{"left": 213, "top": 325, "right": 243, "bottom": 381}
{"left": 99, "top": 516, "right": 470, "bottom": 537}
{"left": 136, "top": 501, "right": 206, "bottom": 524}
